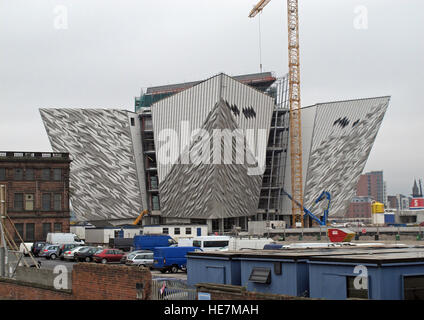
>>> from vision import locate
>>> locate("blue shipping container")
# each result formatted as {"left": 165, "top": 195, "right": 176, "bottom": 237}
{"left": 384, "top": 214, "right": 395, "bottom": 224}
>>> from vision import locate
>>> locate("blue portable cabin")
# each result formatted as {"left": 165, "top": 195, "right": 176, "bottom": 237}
{"left": 308, "top": 251, "right": 424, "bottom": 300}
{"left": 153, "top": 246, "right": 200, "bottom": 273}
{"left": 187, "top": 252, "right": 242, "bottom": 286}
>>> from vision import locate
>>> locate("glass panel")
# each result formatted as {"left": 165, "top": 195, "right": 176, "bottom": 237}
{"left": 53, "top": 168, "right": 62, "bottom": 181}
{"left": 42, "top": 169, "right": 50, "bottom": 181}
{"left": 0, "top": 168, "right": 6, "bottom": 180}
{"left": 14, "top": 168, "right": 23, "bottom": 180}
{"left": 53, "top": 194, "right": 62, "bottom": 210}
{"left": 25, "top": 168, "right": 34, "bottom": 180}
{"left": 26, "top": 223, "right": 35, "bottom": 241}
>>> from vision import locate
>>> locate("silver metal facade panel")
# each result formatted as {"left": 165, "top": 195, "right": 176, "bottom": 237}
{"left": 159, "top": 100, "right": 263, "bottom": 219}
{"left": 40, "top": 108, "right": 146, "bottom": 222}
{"left": 303, "top": 97, "right": 391, "bottom": 216}
{"left": 151, "top": 73, "right": 275, "bottom": 183}
{"left": 151, "top": 73, "right": 275, "bottom": 219}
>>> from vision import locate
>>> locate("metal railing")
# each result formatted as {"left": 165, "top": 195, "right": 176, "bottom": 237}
{"left": 151, "top": 278, "right": 197, "bottom": 300}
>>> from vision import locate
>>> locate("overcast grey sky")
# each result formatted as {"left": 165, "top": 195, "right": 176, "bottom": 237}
{"left": 0, "top": 0, "right": 423, "bottom": 196}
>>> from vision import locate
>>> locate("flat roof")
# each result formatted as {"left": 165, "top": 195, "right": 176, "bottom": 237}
{"left": 187, "top": 244, "right": 424, "bottom": 262}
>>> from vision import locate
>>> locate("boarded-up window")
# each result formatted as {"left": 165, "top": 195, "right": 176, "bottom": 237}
{"left": 25, "top": 194, "right": 34, "bottom": 211}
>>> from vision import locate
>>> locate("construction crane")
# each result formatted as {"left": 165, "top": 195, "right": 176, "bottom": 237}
{"left": 133, "top": 209, "right": 149, "bottom": 226}
{"left": 249, "top": 0, "right": 304, "bottom": 228}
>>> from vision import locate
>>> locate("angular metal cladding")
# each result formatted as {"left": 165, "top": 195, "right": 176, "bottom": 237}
{"left": 39, "top": 108, "right": 147, "bottom": 223}
{"left": 303, "top": 96, "right": 391, "bottom": 216}
{"left": 159, "top": 99, "right": 263, "bottom": 219}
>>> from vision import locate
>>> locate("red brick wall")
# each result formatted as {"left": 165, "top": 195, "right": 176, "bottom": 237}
{"left": 72, "top": 264, "right": 152, "bottom": 300}
{"left": 0, "top": 263, "right": 152, "bottom": 300}
{"left": 0, "top": 278, "right": 71, "bottom": 300}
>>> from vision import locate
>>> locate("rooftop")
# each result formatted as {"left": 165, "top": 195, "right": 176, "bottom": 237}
{"left": 0, "top": 151, "right": 70, "bottom": 162}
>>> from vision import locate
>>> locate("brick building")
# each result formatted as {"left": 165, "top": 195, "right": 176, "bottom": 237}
{"left": 356, "top": 171, "right": 386, "bottom": 204}
{"left": 0, "top": 151, "right": 71, "bottom": 242}
{"left": 345, "top": 196, "right": 373, "bottom": 219}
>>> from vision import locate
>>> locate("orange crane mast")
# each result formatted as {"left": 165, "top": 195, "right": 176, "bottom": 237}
{"left": 249, "top": 0, "right": 304, "bottom": 228}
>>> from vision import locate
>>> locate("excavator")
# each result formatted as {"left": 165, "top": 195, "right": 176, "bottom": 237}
{"left": 132, "top": 209, "right": 149, "bottom": 226}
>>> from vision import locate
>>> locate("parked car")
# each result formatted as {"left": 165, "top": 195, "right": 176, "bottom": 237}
{"left": 120, "top": 250, "right": 152, "bottom": 264}
{"left": 58, "top": 243, "right": 81, "bottom": 260}
{"left": 63, "top": 246, "right": 88, "bottom": 261}
{"left": 125, "top": 251, "right": 154, "bottom": 268}
{"left": 31, "top": 242, "right": 47, "bottom": 257}
{"left": 93, "top": 249, "right": 124, "bottom": 264}
{"left": 39, "top": 245, "right": 60, "bottom": 260}
{"left": 19, "top": 242, "right": 33, "bottom": 256}
{"left": 74, "top": 247, "right": 103, "bottom": 262}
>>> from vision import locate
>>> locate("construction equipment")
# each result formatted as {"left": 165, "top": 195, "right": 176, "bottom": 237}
{"left": 133, "top": 209, "right": 149, "bottom": 226}
{"left": 281, "top": 189, "right": 331, "bottom": 226}
{"left": 249, "top": 0, "right": 304, "bottom": 228}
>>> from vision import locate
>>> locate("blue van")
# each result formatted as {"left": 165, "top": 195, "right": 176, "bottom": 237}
{"left": 153, "top": 246, "right": 201, "bottom": 273}
{"left": 133, "top": 235, "right": 176, "bottom": 251}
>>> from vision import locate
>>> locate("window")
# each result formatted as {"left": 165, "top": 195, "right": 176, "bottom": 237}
{"left": 14, "top": 223, "right": 24, "bottom": 241}
{"left": 25, "top": 223, "right": 35, "bottom": 241}
{"left": 53, "top": 169, "right": 62, "bottom": 181}
{"left": 53, "top": 194, "right": 62, "bottom": 211}
{"left": 0, "top": 168, "right": 5, "bottom": 180}
{"left": 14, "top": 168, "right": 23, "bottom": 180}
{"left": 42, "top": 169, "right": 50, "bottom": 180}
{"left": 174, "top": 227, "right": 180, "bottom": 235}
{"left": 346, "top": 276, "right": 368, "bottom": 299}
{"left": 42, "top": 223, "right": 51, "bottom": 239}
{"left": 54, "top": 223, "right": 62, "bottom": 233}
{"left": 274, "top": 262, "right": 282, "bottom": 275}
{"left": 162, "top": 228, "right": 169, "bottom": 235}
{"left": 14, "top": 193, "right": 24, "bottom": 210}
{"left": 203, "top": 240, "right": 229, "bottom": 248}
{"left": 42, "top": 194, "right": 51, "bottom": 211}
{"left": 25, "top": 168, "right": 34, "bottom": 180}
{"left": 404, "top": 276, "right": 424, "bottom": 300}
{"left": 130, "top": 117, "right": 135, "bottom": 126}
{"left": 25, "top": 194, "right": 34, "bottom": 211}
{"left": 152, "top": 195, "right": 160, "bottom": 210}
{"left": 185, "top": 227, "right": 192, "bottom": 235}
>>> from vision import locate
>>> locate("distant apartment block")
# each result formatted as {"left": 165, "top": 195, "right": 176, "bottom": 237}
{"left": 0, "top": 151, "right": 71, "bottom": 242}
{"left": 356, "top": 171, "right": 386, "bottom": 204}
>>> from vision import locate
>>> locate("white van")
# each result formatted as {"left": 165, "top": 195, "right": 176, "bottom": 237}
{"left": 192, "top": 236, "right": 230, "bottom": 252}
{"left": 46, "top": 233, "right": 85, "bottom": 245}
{"left": 19, "top": 242, "right": 33, "bottom": 256}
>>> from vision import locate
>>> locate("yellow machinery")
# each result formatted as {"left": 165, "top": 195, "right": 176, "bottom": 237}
{"left": 249, "top": 0, "right": 304, "bottom": 227}
{"left": 133, "top": 209, "right": 149, "bottom": 225}
{"left": 372, "top": 202, "right": 385, "bottom": 214}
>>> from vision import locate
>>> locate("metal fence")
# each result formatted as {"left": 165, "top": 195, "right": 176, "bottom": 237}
{"left": 151, "top": 278, "right": 197, "bottom": 300}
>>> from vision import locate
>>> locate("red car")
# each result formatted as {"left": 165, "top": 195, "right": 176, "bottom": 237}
{"left": 93, "top": 249, "right": 124, "bottom": 264}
